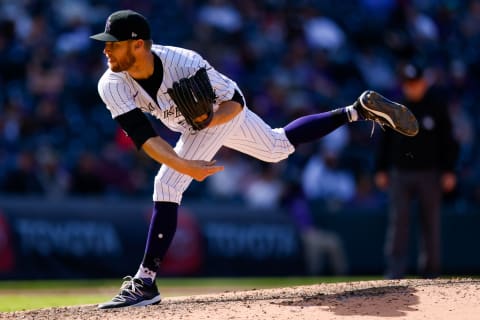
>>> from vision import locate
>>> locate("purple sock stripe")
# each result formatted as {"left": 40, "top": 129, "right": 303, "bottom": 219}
{"left": 283, "top": 108, "right": 349, "bottom": 146}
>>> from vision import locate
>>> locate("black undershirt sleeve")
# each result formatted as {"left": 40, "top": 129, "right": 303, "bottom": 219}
{"left": 231, "top": 89, "right": 245, "bottom": 106}
{"left": 115, "top": 108, "right": 158, "bottom": 150}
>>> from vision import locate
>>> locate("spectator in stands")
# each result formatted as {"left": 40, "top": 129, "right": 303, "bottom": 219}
{"left": 36, "top": 146, "right": 70, "bottom": 198}
{"left": 207, "top": 149, "right": 253, "bottom": 202}
{"left": 282, "top": 179, "right": 348, "bottom": 275}
{"left": 69, "top": 151, "right": 105, "bottom": 195}
{"left": 1, "top": 150, "right": 43, "bottom": 194}
{"left": 302, "top": 145, "right": 356, "bottom": 210}
{"left": 244, "top": 162, "right": 285, "bottom": 209}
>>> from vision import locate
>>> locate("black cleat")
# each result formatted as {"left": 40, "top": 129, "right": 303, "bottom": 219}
{"left": 98, "top": 276, "right": 161, "bottom": 309}
{"left": 355, "top": 90, "right": 419, "bottom": 137}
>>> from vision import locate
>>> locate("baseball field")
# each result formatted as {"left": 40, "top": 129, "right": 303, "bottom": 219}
{"left": 0, "top": 277, "right": 478, "bottom": 320}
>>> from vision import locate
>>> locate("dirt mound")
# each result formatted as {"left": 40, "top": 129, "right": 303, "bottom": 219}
{"left": 2, "top": 278, "right": 479, "bottom": 320}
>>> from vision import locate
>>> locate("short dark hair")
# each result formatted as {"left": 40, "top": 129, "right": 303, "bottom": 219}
{"left": 144, "top": 39, "right": 153, "bottom": 50}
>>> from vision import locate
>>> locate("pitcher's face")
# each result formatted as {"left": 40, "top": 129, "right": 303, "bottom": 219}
{"left": 103, "top": 40, "right": 136, "bottom": 72}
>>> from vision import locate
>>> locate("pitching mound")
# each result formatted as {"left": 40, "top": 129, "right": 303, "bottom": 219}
{"left": 2, "top": 278, "right": 479, "bottom": 320}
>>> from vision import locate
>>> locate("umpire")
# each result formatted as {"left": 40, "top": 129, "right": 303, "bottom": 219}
{"left": 374, "top": 63, "right": 459, "bottom": 279}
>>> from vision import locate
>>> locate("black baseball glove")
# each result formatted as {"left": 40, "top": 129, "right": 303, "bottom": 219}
{"left": 167, "top": 67, "right": 216, "bottom": 131}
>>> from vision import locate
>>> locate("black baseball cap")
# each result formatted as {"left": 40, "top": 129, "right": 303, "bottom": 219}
{"left": 90, "top": 10, "right": 151, "bottom": 42}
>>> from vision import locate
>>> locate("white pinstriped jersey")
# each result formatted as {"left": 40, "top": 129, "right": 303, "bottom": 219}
{"left": 96, "top": 44, "right": 294, "bottom": 203}
{"left": 97, "top": 44, "right": 240, "bottom": 132}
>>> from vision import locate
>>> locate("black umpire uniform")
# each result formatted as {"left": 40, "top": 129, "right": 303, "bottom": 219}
{"left": 374, "top": 64, "right": 459, "bottom": 279}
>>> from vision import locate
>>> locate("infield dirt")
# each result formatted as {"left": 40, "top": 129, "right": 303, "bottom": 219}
{"left": 1, "top": 278, "right": 478, "bottom": 320}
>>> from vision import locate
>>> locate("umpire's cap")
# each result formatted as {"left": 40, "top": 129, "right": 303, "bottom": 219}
{"left": 90, "top": 10, "right": 151, "bottom": 42}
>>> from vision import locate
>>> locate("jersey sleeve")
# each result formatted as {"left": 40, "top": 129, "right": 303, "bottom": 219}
{"left": 204, "top": 62, "right": 239, "bottom": 104}
{"left": 98, "top": 73, "right": 137, "bottom": 118}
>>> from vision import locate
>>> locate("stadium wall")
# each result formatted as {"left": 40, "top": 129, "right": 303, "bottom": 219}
{"left": 0, "top": 197, "right": 478, "bottom": 279}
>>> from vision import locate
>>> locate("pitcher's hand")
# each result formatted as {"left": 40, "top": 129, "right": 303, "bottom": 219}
{"left": 182, "top": 159, "right": 224, "bottom": 181}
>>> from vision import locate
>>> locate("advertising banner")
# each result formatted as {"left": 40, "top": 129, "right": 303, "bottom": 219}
{"left": 0, "top": 197, "right": 303, "bottom": 279}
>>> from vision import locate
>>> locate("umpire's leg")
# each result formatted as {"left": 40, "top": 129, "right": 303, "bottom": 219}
{"left": 416, "top": 169, "right": 442, "bottom": 278}
{"left": 384, "top": 169, "right": 413, "bottom": 279}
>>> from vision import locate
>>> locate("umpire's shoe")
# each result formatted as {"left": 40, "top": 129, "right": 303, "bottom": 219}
{"left": 98, "top": 276, "right": 161, "bottom": 309}
{"left": 354, "top": 90, "right": 419, "bottom": 137}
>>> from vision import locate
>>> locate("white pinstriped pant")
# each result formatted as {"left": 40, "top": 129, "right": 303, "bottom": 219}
{"left": 153, "top": 107, "right": 295, "bottom": 203}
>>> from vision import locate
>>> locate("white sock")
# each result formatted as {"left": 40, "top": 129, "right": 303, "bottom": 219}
{"left": 345, "top": 105, "right": 358, "bottom": 122}
{"left": 134, "top": 265, "right": 156, "bottom": 282}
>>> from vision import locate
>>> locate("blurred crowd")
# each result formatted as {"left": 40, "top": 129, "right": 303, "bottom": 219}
{"left": 1, "top": 0, "right": 479, "bottom": 212}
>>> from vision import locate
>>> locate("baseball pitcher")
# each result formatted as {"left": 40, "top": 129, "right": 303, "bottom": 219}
{"left": 90, "top": 10, "right": 418, "bottom": 309}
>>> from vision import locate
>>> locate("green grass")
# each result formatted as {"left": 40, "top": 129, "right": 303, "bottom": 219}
{"left": 0, "top": 294, "right": 108, "bottom": 312}
{"left": 0, "top": 276, "right": 380, "bottom": 312}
